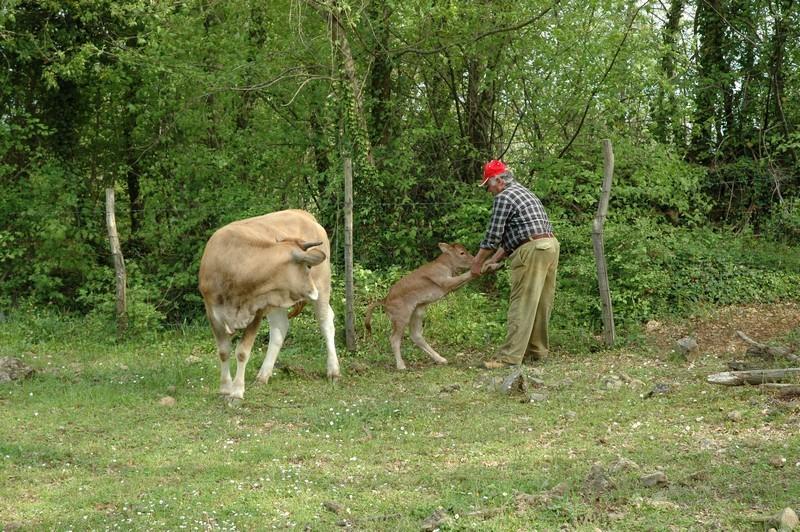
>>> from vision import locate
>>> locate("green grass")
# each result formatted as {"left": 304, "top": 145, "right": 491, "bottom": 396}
{"left": 1, "top": 294, "right": 799, "bottom": 531}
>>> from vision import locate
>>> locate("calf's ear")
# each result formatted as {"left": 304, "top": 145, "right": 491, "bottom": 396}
{"left": 437, "top": 242, "right": 451, "bottom": 254}
{"left": 292, "top": 248, "right": 326, "bottom": 266}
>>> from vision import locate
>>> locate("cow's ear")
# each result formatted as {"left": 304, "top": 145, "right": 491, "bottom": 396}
{"left": 292, "top": 248, "right": 326, "bottom": 266}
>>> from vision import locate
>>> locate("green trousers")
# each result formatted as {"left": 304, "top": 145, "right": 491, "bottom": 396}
{"left": 496, "top": 237, "right": 560, "bottom": 365}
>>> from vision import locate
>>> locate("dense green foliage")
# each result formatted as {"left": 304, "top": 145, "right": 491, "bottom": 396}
{"left": 2, "top": 0, "right": 798, "bottom": 329}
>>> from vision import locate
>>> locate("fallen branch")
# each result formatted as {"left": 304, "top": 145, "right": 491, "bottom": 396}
{"left": 735, "top": 331, "right": 799, "bottom": 363}
{"left": 707, "top": 368, "right": 800, "bottom": 386}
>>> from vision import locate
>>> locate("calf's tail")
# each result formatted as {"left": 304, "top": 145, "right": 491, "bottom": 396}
{"left": 364, "top": 299, "right": 384, "bottom": 337}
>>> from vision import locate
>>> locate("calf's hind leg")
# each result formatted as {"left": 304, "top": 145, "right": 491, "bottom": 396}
{"left": 409, "top": 305, "right": 447, "bottom": 365}
{"left": 389, "top": 313, "right": 411, "bottom": 371}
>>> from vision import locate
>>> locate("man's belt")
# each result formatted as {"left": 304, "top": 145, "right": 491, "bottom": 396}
{"left": 529, "top": 232, "right": 555, "bottom": 241}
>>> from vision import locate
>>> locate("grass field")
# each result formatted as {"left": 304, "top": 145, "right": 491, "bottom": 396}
{"left": 1, "top": 295, "right": 799, "bottom": 531}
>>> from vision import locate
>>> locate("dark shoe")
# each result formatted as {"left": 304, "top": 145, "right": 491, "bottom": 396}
{"left": 482, "top": 359, "right": 516, "bottom": 370}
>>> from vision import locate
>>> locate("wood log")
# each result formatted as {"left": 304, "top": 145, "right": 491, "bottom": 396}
{"left": 735, "top": 330, "right": 799, "bottom": 363}
{"left": 707, "top": 368, "right": 800, "bottom": 386}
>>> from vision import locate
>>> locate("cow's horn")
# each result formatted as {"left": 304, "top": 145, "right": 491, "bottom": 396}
{"left": 299, "top": 240, "right": 323, "bottom": 251}
{"left": 292, "top": 248, "right": 326, "bottom": 266}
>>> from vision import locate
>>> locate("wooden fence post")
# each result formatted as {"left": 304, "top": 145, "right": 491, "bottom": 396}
{"left": 343, "top": 158, "right": 357, "bottom": 351}
{"left": 105, "top": 188, "right": 128, "bottom": 333}
{"left": 592, "top": 140, "right": 615, "bottom": 346}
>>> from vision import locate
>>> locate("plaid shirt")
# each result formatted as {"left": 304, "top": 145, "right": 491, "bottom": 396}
{"left": 480, "top": 180, "right": 553, "bottom": 254}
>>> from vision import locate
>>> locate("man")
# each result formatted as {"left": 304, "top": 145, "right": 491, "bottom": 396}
{"left": 471, "top": 159, "right": 560, "bottom": 369}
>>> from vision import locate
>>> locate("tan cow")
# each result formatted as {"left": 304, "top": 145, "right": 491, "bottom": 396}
{"left": 198, "top": 209, "right": 339, "bottom": 399}
{"left": 364, "top": 242, "right": 482, "bottom": 370}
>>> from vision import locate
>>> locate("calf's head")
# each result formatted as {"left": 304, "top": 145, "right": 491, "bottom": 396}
{"left": 437, "top": 242, "right": 474, "bottom": 270}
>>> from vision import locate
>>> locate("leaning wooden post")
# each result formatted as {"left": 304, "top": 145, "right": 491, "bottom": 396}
{"left": 343, "top": 158, "right": 357, "bottom": 351}
{"left": 592, "top": 140, "right": 615, "bottom": 346}
{"left": 105, "top": 187, "right": 128, "bottom": 333}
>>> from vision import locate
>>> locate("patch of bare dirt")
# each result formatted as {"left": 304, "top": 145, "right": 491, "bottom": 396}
{"left": 645, "top": 302, "right": 800, "bottom": 357}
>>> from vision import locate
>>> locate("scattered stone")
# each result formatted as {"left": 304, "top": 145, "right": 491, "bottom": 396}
{"left": 775, "top": 507, "right": 798, "bottom": 531}
{"left": 526, "top": 393, "right": 547, "bottom": 403}
{"left": 0, "top": 357, "right": 34, "bottom": 383}
{"left": 727, "top": 410, "right": 743, "bottom": 422}
{"left": 322, "top": 501, "right": 344, "bottom": 514}
{"left": 769, "top": 456, "right": 787, "bottom": 469}
{"left": 641, "top": 471, "right": 668, "bottom": 488}
{"left": 584, "top": 463, "right": 614, "bottom": 495}
{"left": 610, "top": 457, "right": 640, "bottom": 473}
{"left": 645, "top": 383, "right": 672, "bottom": 398}
{"left": 515, "top": 482, "right": 567, "bottom": 512}
{"left": 347, "top": 360, "right": 369, "bottom": 375}
{"left": 159, "top": 396, "right": 177, "bottom": 407}
{"left": 185, "top": 355, "right": 202, "bottom": 365}
{"left": 500, "top": 367, "right": 529, "bottom": 395}
{"left": 676, "top": 336, "right": 698, "bottom": 355}
{"left": 421, "top": 508, "right": 448, "bottom": 531}
{"left": 439, "top": 383, "right": 461, "bottom": 393}
{"left": 604, "top": 376, "right": 623, "bottom": 391}
{"left": 645, "top": 320, "right": 662, "bottom": 332}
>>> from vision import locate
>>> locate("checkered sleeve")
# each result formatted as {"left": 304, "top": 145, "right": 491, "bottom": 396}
{"left": 480, "top": 195, "right": 512, "bottom": 250}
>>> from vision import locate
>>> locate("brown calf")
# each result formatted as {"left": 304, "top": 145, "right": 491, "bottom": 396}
{"left": 365, "top": 243, "right": 477, "bottom": 370}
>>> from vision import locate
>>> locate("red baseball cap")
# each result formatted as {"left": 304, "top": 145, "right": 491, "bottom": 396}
{"left": 480, "top": 159, "right": 507, "bottom": 186}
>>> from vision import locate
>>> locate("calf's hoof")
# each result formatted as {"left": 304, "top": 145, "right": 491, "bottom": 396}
{"left": 255, "top": 372, "right": 271, "bottom": 385}
{"left": 434, "top": 357, "right": 448, "bottom": 365}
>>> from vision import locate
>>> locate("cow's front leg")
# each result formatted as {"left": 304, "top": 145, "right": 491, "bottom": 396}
{"left": 256, "top": 309, "right": 289, "bottom": 385}
{"left": 230, "top": 312, "right": 264, "bottom": 399}
{"left": 315, "top": 301, "right": 340, "bottom": 380}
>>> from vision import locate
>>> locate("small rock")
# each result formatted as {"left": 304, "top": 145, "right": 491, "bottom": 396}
{"left": 0, "top": 357, "right": 34, "bottom": 383}
{"left": 727, "top": 410, "right": 743, "bottom": 422}
{"left": 641, "top": 471, "right": 668, "bottom": 488}
{"left": 775, "top": 507, "right": 799, "bottom": 531}
{"left": 585, "top": 463, "right": 614, "bottom": 495}
{"left": 676, "top": 336, "right": 698, "bottom": 354}
{"left": 439, "top": 383, "right": 461, "bottom": 393}
{"left": 159, "top": 396, "right": 177, "bottom": 407}
{"left": 526, "top": 393, "right": 547, "bottom": 403}
{"left": 769, "top": 456, "right": 787, "bottom": 469}
{"left": 500, "top": 367, "right": 528, "bottom": 395}
{"left": 185, "top": 355, "right": 202, "bottom": 365}
{"left": 322, "top": 501, "right": 344, "bottom": 514}
{"left": 645, "top": 383, "right": 672, "bottom": 398}
{"left": 421, "top": 508, "right": 448, "bottom": 531}
{"left": 645, "top": 320, "right": 661, "bottom": 332}
{"left": 610, "top": 457, "right": 640, "bottom": 473}
{"left": 604, "top": 376, "right": 623, "bottom": 391}
{"left": 166, "top": 385, "right": 177, "bottom": 393}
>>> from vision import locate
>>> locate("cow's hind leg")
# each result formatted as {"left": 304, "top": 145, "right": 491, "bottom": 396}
{"left": 409, "top": 305, "right": 447, "bottom": 365}
{"left": 210, "top": 319, "right": 235, "bottom": 396}
{"left": 230, "top": 311, "right": 264, "bottom": 399}
{"left": 255, "top": 308, "right": 289, "bottom": 385}
{"left": 314, "top": 299, "right": 340, "bottom": 381}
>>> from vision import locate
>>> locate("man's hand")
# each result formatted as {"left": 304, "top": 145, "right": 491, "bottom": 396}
{"left": 481, "top": 261, "right": 503, "bottom": 274}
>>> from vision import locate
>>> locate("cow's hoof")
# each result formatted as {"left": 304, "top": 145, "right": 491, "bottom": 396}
{"left": 255, "top": 373, "right": 271, "bottom": 385}
{"left": 327, "top": 372, "right": 340, "bottom": 383}
{"left": 396, "top": 363, "right": 407, "bottom": 371}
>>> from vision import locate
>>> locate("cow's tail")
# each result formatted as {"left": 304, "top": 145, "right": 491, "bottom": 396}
{"left": 364, "top": 299, "right": 385, "bottom": 337}
{"left": 287, "top": 301, "right": 306, "bottom": 319}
